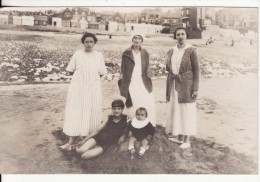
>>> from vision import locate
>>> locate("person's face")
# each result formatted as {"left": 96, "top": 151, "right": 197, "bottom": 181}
{"left": 112, "top": 107, "right": 123, "bottom": 117}
{"left": 132, "top": 35, "right": 143, "bottom": 46}
{"left": 176, "top": 29, "right": 187, "bottom": 44}
{"left": 136, "top": 110, "right": 147, "bottom": 121}
{"left": 83, "top": 37, "right": 95, "bottom": 51}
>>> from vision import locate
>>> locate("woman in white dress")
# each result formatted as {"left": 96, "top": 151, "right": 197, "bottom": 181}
{"left": 60, "top": 33, "right": 107, "bottom": 151}
{"left": 165, "top": 28, "right": 200, "bottom": 149}
{"left": 119, "top": 31, "right": 156, "bottom": 127}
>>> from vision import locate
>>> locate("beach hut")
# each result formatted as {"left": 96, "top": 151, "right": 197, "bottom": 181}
{"left": 71, "top": 18, "right": 79, "bottom": 28}
{"left": 62, "top": 20, "right": 71, "bottom": 27}
{"left": 13, "top": 16, "right": 22, "bottom": 25}
{"left": 88, "top": 22, "right": 99, "bottom": 29}
{"left": 52, "top": 17, "right": 62, "bottom": 27}
{"left": 125, "top": 23, "right": 163, "bottom": 34}
{"left": 0, "top": 14, "right": 8, "bottom": 24}
{"left": 108, "top": 21, "right": 118, "bottom": 32}
{"left": 98, "top": 22, "right": 106, "bottom": 31}
{"left": 34, "top": 14, "right": 48, "bottom": 26}
{"left": 118, "top": 23, "right": 126, "bottom": 32}
{"left": 79, "top": 19, "right": 88, "bottom": 29}
{"left": 22, "top": 16, "right": 34, "bottom": 26}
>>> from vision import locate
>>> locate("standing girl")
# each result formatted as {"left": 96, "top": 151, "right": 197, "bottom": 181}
{"left": 119, "top": 31, "right": 156, "bottom": 127}
{"left": 60, "top": 33, "right": 107, "bottom": 150}
{"left": 165, "top": 28, "right": 200, "bottom": 149}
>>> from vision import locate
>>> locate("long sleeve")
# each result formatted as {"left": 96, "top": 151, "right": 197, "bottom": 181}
{"left": 166, "top": 49, "right": 173, "bottom": 74}
{"left": 190, "top": 49, "right": 200, "bottom": 91}
{"left": 145, "top": 51, "right": 152, "bottom": 78}
{"left": 66, "top": 51, "right": 77, "bottom": 72}
{"left": 121, "top": 55, "right": 125, "bottom": 77}
{"left": 98, "top": 53, "right": 107, "bottom": 75}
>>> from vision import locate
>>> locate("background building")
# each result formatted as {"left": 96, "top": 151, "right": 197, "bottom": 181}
{"left": 0, "top": 14, "right": 8, "bottom": 24}
{"left": 13, "top": 16, "right": 22, "bottom": 25}
{"left": 52, "top": 17, "right": 62, "bottom": 27}
{"left": 21, "top": 15, "right": 34, "bottom": 26}
{"left": 125, "top": 23, "right": 162, "bottom": 34}
{"left": 34, "top": 12, "right": 48, "bottom": 26}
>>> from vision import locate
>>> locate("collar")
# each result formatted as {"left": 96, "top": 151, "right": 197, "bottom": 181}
{"left": 122, "top": 46, "right": 145, "bottom": 63}
{"left": 173, "top": 43, "right": 192, "bottom": 51}
{"left": 123, "top": 46, "right": 143, "bottom": 56}
{"left": 131, "top": 117, "right": 150, "bottom": 129}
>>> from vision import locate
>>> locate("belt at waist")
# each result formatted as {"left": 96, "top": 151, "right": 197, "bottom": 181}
{"left": 170, "top": 70, "right": 193, "bottom": 92}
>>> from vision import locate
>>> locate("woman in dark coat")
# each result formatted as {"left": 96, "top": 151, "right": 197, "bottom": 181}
{"left": 165, "top": 28, "right": 200, "bottom": 149}
{"left": 119, "top": 31, "right": 156, "bottom": 127}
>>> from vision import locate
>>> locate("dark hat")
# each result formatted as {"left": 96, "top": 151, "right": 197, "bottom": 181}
{"left": 111, "top": 99, "right": 125, "bottom": 109}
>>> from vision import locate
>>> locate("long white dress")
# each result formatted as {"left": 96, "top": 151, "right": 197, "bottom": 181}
{"left": 166, "top": 44, "right": 197, "bottom": 135}
{"left": 126, "top": 51, "right": 156, "bottom": 126}
{"left": 63, "top": 49, "right": 107, "bottom": 136}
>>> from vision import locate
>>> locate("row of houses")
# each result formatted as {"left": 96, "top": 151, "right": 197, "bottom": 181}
{"left": 0, "top": 8, "right": 182, "bottom": 26}
{"left": 0, "top": 13, "right": 48, "bottom": 26}
{"left": 0, "top": 9, "right": 163, "bottom": 34}
{"left": 0, "top": 7, "right": 257, "bottom": 38}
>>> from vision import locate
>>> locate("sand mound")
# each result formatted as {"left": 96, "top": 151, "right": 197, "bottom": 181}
{"left": 52, "top": 126, "right": 257, "bottom": 174}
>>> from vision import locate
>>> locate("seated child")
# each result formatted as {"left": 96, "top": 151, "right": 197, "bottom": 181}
{"left": 75, "top": 99, "right": 127, "bottom": 160}
{"left": 128, "top": 107, "right": 155, "bottom": 158}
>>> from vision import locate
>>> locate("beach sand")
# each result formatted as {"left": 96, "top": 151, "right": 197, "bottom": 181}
{"left": 0, "top": 74, "right": 258, "bottom": 173}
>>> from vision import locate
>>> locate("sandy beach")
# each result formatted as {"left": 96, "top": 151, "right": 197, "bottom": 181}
{"left": 0, "top": 73, "right": 258, "bottom": 173}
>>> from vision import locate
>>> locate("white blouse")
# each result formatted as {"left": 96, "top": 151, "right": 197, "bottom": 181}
{"left": 171, "top": 44, "right": 192, "bottom": 74}
{"left": 131, "top": 50, "right": 142, "bottom": 78}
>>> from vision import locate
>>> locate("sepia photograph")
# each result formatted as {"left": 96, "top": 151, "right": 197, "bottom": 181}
{"left": 0, "top": 0, "right": 259, "bottom": 177}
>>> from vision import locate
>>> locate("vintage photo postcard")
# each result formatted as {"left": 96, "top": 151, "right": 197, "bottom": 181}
{"left": 0, "top": 0, "right": 259, "bottom": 182}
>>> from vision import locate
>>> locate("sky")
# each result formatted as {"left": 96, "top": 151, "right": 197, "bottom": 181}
{"left": 0, "top": 7, "right": 182, "bottom": 13}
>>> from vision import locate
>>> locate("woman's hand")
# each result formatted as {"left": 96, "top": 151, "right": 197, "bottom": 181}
{"left": 66, "top": 71, "right": 73, "bottom": 76}
{"left": 192, "top": 91, "right": 198, "bottom": 99}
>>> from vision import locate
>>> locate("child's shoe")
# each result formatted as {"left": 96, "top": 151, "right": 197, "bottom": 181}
{"left": 60, "top": 143, "right": 73, "bottom": 151}
{"left": 129, "top": 148, "right": 136, "bottom": 154}
{"left": 129, "top": 148, "right": 136, "bottom": 159}
{"left": 179, "top": 142, "right": 191, "bottom": 149}
{"left": 138, "top": 146, "right": 149, "bottom": 158}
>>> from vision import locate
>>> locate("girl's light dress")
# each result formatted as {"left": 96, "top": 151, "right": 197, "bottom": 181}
{"left": 63, "top": 49, "right": 107, "bottom": 136}
{"left": 126, "top": 51, "right": 156, "bottom": 127}
{"left": 166, "top": 44, "right": 197, "bottom": 135}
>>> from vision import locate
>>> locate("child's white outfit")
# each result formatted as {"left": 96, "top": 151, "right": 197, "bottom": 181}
{"left": 128, "top": 118, "right": 155, "bottom": 155}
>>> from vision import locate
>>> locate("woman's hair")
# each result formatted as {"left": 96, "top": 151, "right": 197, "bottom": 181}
{"left": 173, "top": 27, "right": 189, "bottom": 39}
{"left": 81, "top": 32, "right": 98, "bottom": 44}
{"left": 111, "top": 99, "right": 125, "bottom": 109}
{"left": 136, "top": 107, "right": 148, "bottom": 117}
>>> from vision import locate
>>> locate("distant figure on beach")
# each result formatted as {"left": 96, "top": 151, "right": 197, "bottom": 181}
{"left": 119, "top": 31, "right": 156, "bottom": 127}
{"left": 206, "top": 37, "right": 214, "bottom": 45}
{"left": 231, "top": 39, "right": 235, "bottom": 46}
{"left": 165, "top": 27, "right": 200, "bottom": 149}
{"left": 128, "top": 107, "right": 155, "bottom": 158}
{"left": 75, "top": 99, "right": 128, "bottom": 159}
{"left": 109, "top": 34, "right": 112, "bottom": 39}
{"left": 60, "top": 32, "right": 107, "bottom": 151}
